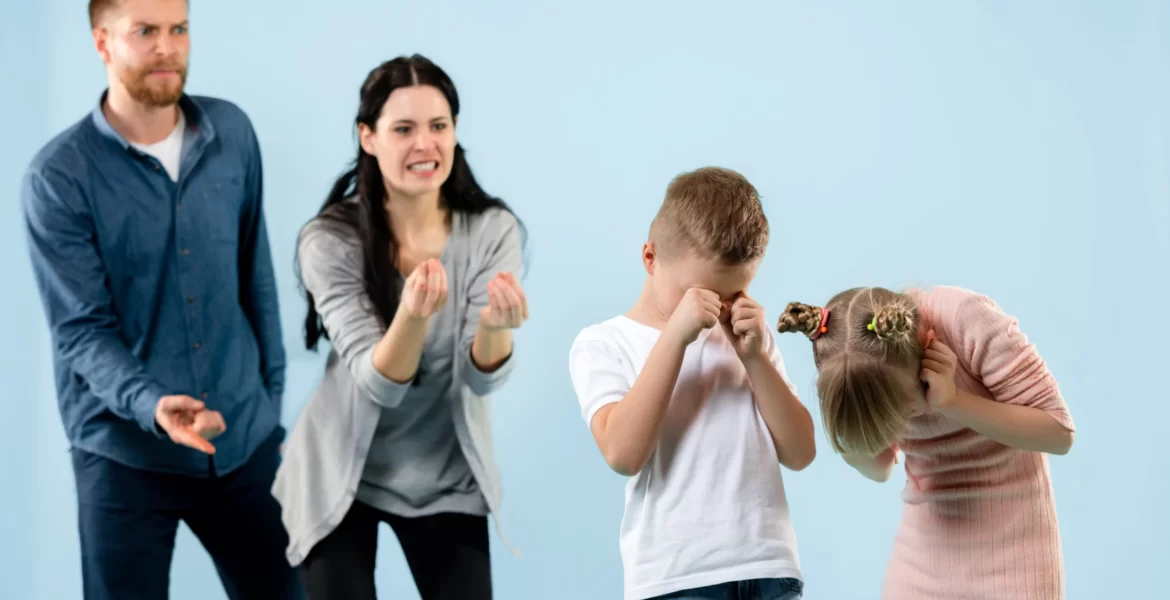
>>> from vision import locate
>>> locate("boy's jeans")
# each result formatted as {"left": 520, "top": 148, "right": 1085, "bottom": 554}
{"left": 652, "top": 578, "right": 803, "bottom": 600}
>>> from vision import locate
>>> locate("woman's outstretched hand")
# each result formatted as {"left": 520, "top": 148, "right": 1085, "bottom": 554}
{"left": 479, "top": 272, "right": 528, "bottom": 331}
{"left": 399, "top": 259, "right": 449, "bottom": 321}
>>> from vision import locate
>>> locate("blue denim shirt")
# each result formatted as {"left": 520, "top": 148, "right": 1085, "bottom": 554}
{"left": 21, "top": 92, "right": 285, "bottom": 477}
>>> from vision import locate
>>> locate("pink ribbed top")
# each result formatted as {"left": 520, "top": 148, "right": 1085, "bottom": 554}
{"left": 881, "top": 286, "right": 1076, "bottom": 600}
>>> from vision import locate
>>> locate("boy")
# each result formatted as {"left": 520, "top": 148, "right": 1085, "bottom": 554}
{"left": 568, "top": 167, "right": 816, "bottom": 600}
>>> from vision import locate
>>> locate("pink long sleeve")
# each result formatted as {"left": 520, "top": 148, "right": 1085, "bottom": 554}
{"left": 881, "top": 286, "right": 1071, "bottom": 600}
{"left": 958, "top": 293, "right": 1075, "bottom": 432}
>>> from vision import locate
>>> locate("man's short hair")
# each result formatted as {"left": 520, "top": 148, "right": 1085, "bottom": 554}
{"left": 89, "top": 0, "right": 122, "bottom": 28}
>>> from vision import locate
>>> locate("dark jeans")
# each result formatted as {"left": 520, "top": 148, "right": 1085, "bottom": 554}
{"left": 298, "top": 501, "right": 491, "bottom": 600}
{"left": 72, "top": 431, "right": 302, "bottom": 600}
{"left": 653, "top": 578, "right": 804, "bottom": 600}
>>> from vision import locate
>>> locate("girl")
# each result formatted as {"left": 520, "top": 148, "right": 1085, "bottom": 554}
{"left": 777, "top": 285, "right": 1074, "bottom": 600}
{"left": 273, "top": 55, "right": 528, "bottom": 600}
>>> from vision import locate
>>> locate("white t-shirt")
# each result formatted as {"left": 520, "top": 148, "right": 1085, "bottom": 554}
{"left": 568, "top": 315, "right": 804, "bottom": 600}
{"left": 132, "top": 111, "right": 186, "bottom": 182}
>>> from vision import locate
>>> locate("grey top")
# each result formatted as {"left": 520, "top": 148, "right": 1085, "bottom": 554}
{"left": 272, "top": 202, "right": 523, "bottom": 566}
{"left": 358, "top": 381, "right": 487, "bottom": 516}
{"left": 355, "top": 236, "right": 487, "bottom": 518}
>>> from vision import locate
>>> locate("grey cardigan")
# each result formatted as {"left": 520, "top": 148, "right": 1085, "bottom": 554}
{"left": 272, "top": 204, "right": 523, "bottom": 566}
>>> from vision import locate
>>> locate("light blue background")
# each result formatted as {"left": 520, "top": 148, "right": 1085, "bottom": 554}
{"left": 3, "top": 1, "right": 1166, "bottom": 598}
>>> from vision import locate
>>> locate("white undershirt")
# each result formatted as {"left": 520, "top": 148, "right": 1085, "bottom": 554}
{"left": 569, "top": 316, "right": 803, "bottom": 600}
{"left": 131, "top": 111, "right": 186, "bottom": 182}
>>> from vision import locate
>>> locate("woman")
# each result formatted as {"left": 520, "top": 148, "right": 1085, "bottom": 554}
{"left": 273, "top": 54, "right": 528, "bottom": 600}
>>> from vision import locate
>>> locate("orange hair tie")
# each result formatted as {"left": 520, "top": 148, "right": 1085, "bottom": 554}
{"left": 809, "top": 308, "right": 830, "bottom": 340}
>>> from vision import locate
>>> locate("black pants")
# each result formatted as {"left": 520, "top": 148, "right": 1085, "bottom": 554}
{"left": 72, "top": 432, "right": 303, "bottom": 600}
{"left": 298, "top": 501, "right": 491, "bottom": 600}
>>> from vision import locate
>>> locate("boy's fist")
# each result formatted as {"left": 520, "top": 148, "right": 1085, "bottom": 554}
{"left": 720, "top": 294, "right": 767, "bottom": 360}
{"left": 666, "top": 287, "right": 721, "bottom": 345}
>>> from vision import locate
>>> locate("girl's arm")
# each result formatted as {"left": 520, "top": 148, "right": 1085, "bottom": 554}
{"left": 938, "top": 292, "right": 1076, "bottom": 454}
{"left": 842, "top": 445, "right": 899, "bottom": 482}
{"left": 938, "top": 390, "right": 1073, "bottom": 454}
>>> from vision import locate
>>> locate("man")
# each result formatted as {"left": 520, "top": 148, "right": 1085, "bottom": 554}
{"left": 21, "top": 0, "right": 302, "bottom": 598}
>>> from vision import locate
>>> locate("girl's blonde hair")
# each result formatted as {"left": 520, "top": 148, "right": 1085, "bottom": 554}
{"left": 777, "top": 287, "right": 922, "bottom": 456}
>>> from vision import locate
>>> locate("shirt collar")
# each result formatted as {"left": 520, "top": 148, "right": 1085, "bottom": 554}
{"left": 90, "top": 89, "right": 214, "bottom": 149}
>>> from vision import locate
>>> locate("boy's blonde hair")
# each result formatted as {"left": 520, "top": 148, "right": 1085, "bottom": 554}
{"left": 650, "top": 167, "right": 769, "bottom": 264}
{"left": 777, "top": 287, "right": 922, "bottom": 456}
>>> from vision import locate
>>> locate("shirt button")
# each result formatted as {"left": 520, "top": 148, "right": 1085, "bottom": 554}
{"left": 153, "top": 164, "right": 160, "bottom": 171}
{"left": 201, "top": 392, "right": 209, "bottom": 399}
{"left": 180, "top": 248, "right": 190, "bottom": 256}
{"left": 187, "top": 296, "right": 195, "bottom": 303}
{"left": 193, "top": 342, "right": 201, "bottom": 350}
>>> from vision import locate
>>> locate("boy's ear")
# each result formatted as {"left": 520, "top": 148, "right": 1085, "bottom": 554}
{"left": 642, "top": 241, "right": 656, "bottom": 275}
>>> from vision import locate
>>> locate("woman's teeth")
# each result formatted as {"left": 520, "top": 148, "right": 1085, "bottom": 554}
{"left": 409, "top": 162, "right": 437, "bottom": 172}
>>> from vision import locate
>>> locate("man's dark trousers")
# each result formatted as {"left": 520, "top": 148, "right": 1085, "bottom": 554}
{"left": 72, "top": 430, "right": 303, "bottom": 599}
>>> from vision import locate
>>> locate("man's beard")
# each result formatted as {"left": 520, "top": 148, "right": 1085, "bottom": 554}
{"left": 121, "top": 62, "right": 188, "bottom": 108}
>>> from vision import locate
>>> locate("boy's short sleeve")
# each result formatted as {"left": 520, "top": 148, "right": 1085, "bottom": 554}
{"left": 568, "top": 329, "right": 633, "bottom": 428}
{"left": 763, "top": 330, "right": 801, "bottom": 399}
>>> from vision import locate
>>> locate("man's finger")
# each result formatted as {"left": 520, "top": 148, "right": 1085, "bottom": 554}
{"left": 163, "top": 395, "right": 204, "bottom": 413}
{"left": 173, "top": 430, "right": 215, "bottom": 454}
{"left": 199, "top": 412, "right": 227, "bottom": 439}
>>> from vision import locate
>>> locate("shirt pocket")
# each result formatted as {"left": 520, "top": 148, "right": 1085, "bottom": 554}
{"left": 199, "top": 175, "right": 246, "bottom": 244}
{"left": 94, "top": 190, "right": 167, "bottom": 278}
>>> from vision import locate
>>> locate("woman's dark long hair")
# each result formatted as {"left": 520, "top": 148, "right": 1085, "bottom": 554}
{"left": 299, "top": 54, "right": 525, "bottom": 352}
